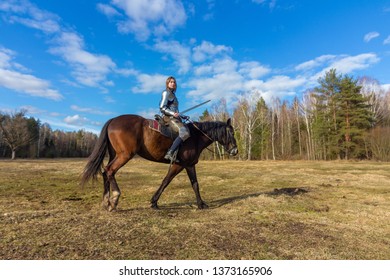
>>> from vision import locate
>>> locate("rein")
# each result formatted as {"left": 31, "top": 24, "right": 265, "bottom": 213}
{"left": 190, "top": 121, "right": 214, "bottom": 142}
{"left": 188, "top": 120, "right": 216, "bottom": 154}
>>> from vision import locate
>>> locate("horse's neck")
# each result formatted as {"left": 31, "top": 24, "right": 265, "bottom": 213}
{"left": 194, "top": 123, "right": 218, "bottom": 150}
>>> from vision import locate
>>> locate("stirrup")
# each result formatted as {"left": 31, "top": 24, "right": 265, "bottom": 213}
{"left": 165, "top": 150, "right": 179, "bottom": 163}
{"left": 164, "top": 150, "right": 173, "bottom": 160}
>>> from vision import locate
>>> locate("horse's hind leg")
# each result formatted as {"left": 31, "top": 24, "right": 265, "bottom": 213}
{"left": 104, "top": 153, "right": 133, "bottom": 211}
{"left": 107, "top": 174, "right": 121, "bottom": 212}
{"left": 101, "top": 148, "right": 115, "bottom": 210}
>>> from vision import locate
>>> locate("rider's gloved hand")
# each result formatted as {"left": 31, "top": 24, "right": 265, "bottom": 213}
{"left": 180, "top": 115, "right": 189, "bottom": 120}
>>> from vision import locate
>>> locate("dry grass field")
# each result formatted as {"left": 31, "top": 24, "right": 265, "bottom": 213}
{"left": 0, "top": 158, "right": 389, "bottom": 260}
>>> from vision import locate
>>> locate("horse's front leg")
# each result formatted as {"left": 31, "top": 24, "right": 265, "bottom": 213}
{"left": 186, "top": 166, "right": 208, "bottom": 209}
{"left": 151, "top": 164, "right": 184, "bottom": 209}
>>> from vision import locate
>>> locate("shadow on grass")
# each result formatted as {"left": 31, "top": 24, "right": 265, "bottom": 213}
{"left": 152, "top": 187, "right": 310, "bottom": 210}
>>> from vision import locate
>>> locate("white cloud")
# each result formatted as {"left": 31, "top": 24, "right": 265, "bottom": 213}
{"left": 132, "top": 73, "right": 167, "bottom": 94}
{"left": 153, "top": 40, "right": 192, "bottom": 74}
{"left": 1, "top": 105, "right": 46, "bottom": 116}
{"left": 364, "top": 31, "right": 380, "bottom": 42}
{"left": 187, "top": 71, "right": 243, "bottom": 103}
{"left": 49, "top": 31, "right": 117, "bottom": 88}
{"left": 0, "top": 47, "right": 62, "bottom": 100}
{"left": 187, "top": 56, "right": 274, "bottom": 106}
{"left": 199, "top": 57, "right": 239, "bottom": 75}
{"left": 0, "top": 0, "right": 60, "bottom": 33}
{"left": 20, "top": 105, "right": 45, "bottom": 115}
{"left": 263, "top": 75, "right": 305, "bottom": 92}
{"left": 384, "top": 35, "right": 390, "bottom": 45}
{"left": 192, "top": 41, "right": 232, "bottom": 62}
{"left": 252, "top": 0, "right": 277, "bottom": 10}
{"left": 240, "top": 75, "right": 306, "bottom": 104}
{"left": 46, "top": 115, "right": 100, "bottom": 134}
{"left": 115, "top": 67, "right": 139, "bottom": 77}
{"left": 193, "top": 64, "right": 213, "bottom": 76}
{"left": 186, "top": 48, "right": 361, "bottom": 108}
{"left": 324, "top": 53, "right": 379, "bottom": 74}
{"left": 101, "top": 0, "right": 187, "bottom": 41}
{"left": 2, "top": 0, "right": 127, "bottom": 90}
{"left": 0, "top": 69, "right": 62, "bottom": 100}
{"left": 296, "top": 53, "right": 380, "bottom": 86}
{"left": 96, "top": 3, "right": 121, "bottom": 18}
{"left": 239, "top": 61, "right": 270, "bottom": 79}
{"left": 295, "top": 55, "right": 337, "bottom": 71}
{"left": 64, "top": 114, "right": 88, "bottom": 126}
{"left": 188, "top": 57, "right": 244, "bottom": 104}
{"left": 103, "top": 27, "right": 387, "bottom": 114}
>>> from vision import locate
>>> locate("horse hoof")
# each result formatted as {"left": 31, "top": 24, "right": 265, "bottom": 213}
{"left": 108, "top": 203, "right": 118, "bottom": 212}
{"left": 151, "top": 203, "right": 160, "bottom": 210}
{"left": 198, "top": 203, "right": 209, "bottom": 209}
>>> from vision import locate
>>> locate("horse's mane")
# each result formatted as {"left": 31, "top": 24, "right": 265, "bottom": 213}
{"left": 190, "top": 121, "right": 229, "bottom": 142}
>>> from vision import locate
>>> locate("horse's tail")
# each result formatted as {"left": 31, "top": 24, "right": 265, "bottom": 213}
{"left": 81, "top": 119, "right": 112, "bottom": 186}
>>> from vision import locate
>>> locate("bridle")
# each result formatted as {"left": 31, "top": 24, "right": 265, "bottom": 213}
{"left": 189, "top": 120, "right": 236, "bottom": 155}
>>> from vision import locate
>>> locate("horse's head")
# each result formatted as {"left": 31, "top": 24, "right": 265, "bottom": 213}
{"left": 194, "top": 118, "right": 238, "bottom": 156}
{"left": 221, "top": 118, "right": 238, "bottom": 156}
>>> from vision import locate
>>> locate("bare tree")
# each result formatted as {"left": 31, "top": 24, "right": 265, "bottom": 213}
{"left": 209, "top": 98, "right": 229, "bottom": 159}
{"left": 358, "top": 76, "right": 386, "bottom": 125}
{"left": 0, "top": 111, "right": 32, "bottom": 159}
{"left": 293, "top": 97, "right": 303, "bottom": 157}
{"left": 382, "top": 89, "right": 390, "bottom": 125}
{"left": 270, "top": 98, "right": 281, "bottom": 160}
{"left": 233, "top": 92, "right": 268, "bottom": 160}
{"left": 367, "top": 126, "right": 390, "bottom": 161}
{"left": 301, "top": 90, "right": 316, "bottom": 160}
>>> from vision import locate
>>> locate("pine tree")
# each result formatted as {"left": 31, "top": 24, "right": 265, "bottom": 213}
{"left": 312, "top": 69, "right": 342, "bottom": 159}
{"left": 336, "top": 75, "right": 374, "bottom": 159}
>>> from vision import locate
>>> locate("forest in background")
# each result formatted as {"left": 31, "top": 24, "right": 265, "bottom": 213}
{"left": 202, "top": 69, "right": 390, "bottom": 161}
{"left": 0, "top": 111, "right": 97, "bottom": 159}
{"left": 1, "top": 69, "right": 390, "bottom": 161}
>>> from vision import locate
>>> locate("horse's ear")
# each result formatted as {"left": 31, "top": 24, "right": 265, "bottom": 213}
{"left": 227, "top": 118, "right": 231, "bottom": 126}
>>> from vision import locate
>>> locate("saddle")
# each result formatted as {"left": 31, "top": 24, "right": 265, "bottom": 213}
{"left": 147, "top": 115, "right": 179, "bottom": 140}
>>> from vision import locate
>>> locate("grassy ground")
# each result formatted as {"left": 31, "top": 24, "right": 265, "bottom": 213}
{"left": 0, "top": 158, "right": 389, "bottom": 260}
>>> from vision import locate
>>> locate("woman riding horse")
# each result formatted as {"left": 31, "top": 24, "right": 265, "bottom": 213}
{"left": 81, "top": 114, "right": 238, "bottom": 211}
{"left": 81, "top": 80, "right": 238, "bottom": 211}
{"left": 160, "top": 76, "right": 190, "bottom": 161}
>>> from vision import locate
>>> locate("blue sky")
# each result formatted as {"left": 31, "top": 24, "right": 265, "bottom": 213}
{"left": 1, "top": 0, "right": 390, "bottom": 134}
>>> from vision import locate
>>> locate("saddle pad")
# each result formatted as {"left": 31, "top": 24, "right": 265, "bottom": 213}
{"left": 147, "top": 119, "right": 178, "bottom": 139}
{"left": 149, "top": 119, "right": 160, "bottom": 132}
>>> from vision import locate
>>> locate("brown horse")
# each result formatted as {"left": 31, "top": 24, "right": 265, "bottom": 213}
{"left": 81, "top": 114, "right": 238, "bottom": 211}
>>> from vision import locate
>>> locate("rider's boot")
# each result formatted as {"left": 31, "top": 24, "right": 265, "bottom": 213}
{"left": 164, "top": 137, "right": 183, "bottom": 161}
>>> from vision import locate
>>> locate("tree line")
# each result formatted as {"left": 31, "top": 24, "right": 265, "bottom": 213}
{"left": 0, "top": 110, "right": 97, "bottom": 159}
{"left": 200, "top": 69, "right": 390, "bottom": 161}
{"left": 2, "top": 69, "right": 389, "bottom": 161}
